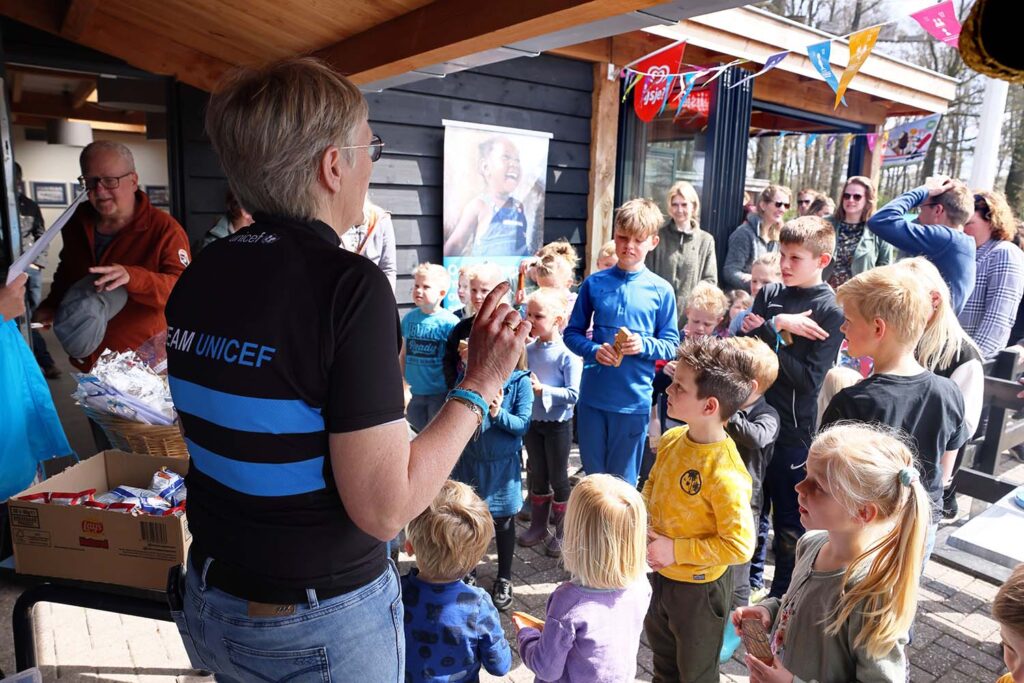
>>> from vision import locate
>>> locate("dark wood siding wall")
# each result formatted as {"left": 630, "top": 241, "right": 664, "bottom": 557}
{"left": 172, "top": 54, "right": 593, "bottom": 312}
{"left": 170, "top": 83, "right": 228, "bottom": 251}
{"left": 365, "top": 54, "right": 593, "bottom": 311}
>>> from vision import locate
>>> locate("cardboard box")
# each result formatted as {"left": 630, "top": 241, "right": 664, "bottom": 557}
{"left": 8, "top": 450, "right": 190, "bottom": 591}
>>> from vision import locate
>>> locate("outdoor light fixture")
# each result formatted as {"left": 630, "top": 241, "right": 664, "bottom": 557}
{"left": 45, "top": 119, "right": 94, "bottom": 147}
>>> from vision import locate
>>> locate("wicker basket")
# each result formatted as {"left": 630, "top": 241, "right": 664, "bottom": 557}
{"left": 81, "top": 406, "right": 189, "bottom": 458}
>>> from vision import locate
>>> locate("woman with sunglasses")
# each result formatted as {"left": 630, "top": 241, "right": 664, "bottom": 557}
{"left": 823, "top": 176, "right": 893, "bottom": 290}
{"left": 957, "top": 190, "right": 1024, "bottom": 360}
{"left": 723, "top": 184, "right": 791, "bottom": 291}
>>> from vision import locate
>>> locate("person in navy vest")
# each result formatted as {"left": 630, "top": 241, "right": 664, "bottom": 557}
{"left": 164, "top": 57, "right": 530, "bottom": 682}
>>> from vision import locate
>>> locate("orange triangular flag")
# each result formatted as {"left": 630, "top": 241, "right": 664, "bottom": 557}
{"left": 834, "top": 26, "right": 880, "bottom": 109}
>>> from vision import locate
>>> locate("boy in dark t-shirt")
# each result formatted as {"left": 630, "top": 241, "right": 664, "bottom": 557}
{"left": 739, "top": 216, "right": 845, "bottom": 599}
{"left": 821, "top": 263, "right": 968, "bottom": 566}
{"left": 723, "top": 336, "right": 780, "bottom": 611}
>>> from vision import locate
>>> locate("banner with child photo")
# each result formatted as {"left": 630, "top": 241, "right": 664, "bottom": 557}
{"left": 441, "top": 119, "right": 551, "bottom": 310}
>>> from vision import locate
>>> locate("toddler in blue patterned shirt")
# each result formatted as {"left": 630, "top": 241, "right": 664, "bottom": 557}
{"left": 402, "top": 480, "right": 511, "bottom": 682}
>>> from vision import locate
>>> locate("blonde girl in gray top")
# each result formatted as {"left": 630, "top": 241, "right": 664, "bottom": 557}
{"left": 733, "top": 423, "right": 930, "bottom": 683}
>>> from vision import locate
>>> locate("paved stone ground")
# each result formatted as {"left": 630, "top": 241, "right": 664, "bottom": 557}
{"left": 0, "top": 332, "right": 1015, "bottom": 680}
{"left": 0, "top": 515, "right": 1013, "bottom": 682}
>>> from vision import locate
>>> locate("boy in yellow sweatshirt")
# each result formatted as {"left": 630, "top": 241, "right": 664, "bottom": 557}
{"left": 643, "top": 336, "right": 757, "bottom": 683}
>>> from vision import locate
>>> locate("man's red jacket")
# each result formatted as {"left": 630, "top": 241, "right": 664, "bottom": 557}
{"left": 41, "top": 190, "right": 191, "bottom": 371}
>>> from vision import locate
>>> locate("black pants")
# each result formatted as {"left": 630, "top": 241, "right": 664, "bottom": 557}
{"left": 523, "top": 420, "right": 573, "bottom": 502}
{"left": 645, "top": 571, "right": 732, "bottom": 683}
{"left": 493, "top": 515, "right": 515, "bottom": 580}
{"left": 760, "top": 443, "right": 806, "bottom": 599}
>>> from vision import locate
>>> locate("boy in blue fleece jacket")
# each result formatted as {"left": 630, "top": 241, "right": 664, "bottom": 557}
{"left": 564, "top": 198, "right": 679, "bottom": 486}
{"left": 867, "top": 176, "right": 976, "bottom": 313}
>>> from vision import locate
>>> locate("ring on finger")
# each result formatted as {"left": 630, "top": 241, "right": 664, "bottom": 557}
{"left": 504, "top": 320, "right": 518, "bottom": 331}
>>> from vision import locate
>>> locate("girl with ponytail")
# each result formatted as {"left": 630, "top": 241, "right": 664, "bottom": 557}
{"left": 733, "top": 423, "right": 929, "bottom": 682}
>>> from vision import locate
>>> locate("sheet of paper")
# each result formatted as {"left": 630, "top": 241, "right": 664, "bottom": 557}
{"left": 6, "top": 192, "right": 88, "bottom": 286}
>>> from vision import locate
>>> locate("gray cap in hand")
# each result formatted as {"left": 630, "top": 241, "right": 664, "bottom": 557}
{"left": 54, "top": 275, "right": 128, "bottom": 359}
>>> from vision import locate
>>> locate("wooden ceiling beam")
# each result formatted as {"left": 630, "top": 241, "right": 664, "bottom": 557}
{"left": 70, "top": 79, "right": 97, "bottom": 109}
{"left": 11, "top": 71, "right": 24, "bottom": 103}
{"left": 61, "top": 0, "right": 99, "bottom": 40}
{"left": 316, "top": 0, "right": 668, "bottom": 84}
{"left": 12, "top": 91, "right": 146, "bottom": 125}
{"left": 0, "top": 0, "right": 231, "bottom": 91}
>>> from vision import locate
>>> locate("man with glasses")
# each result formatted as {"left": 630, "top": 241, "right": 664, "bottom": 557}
{"left": 33, "top": 141, "right": 191, "bottom": 375}
{"left": 867, "top": 175, "right": 976, "bottom": 313}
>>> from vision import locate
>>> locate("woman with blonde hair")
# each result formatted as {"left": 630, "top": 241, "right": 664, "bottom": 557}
{"left": 646, "top": 180, "right": 717, "bottom": 321}
{"left": 824, "top": 175, "right": 892, "bottom": 290}
{"left": 734, "top": 423, "right": 929, "bottom": 682}
{"left": 899, "top": 256, "right": 984, "bottom": 518}
{"left": 723, "top": 184, "right": 791, "bottom": 291}
{"left": 958, "top": 190, "right": 1024, "bottom": 360}
{"left": 514, "top": 473, "right": 651, "bottom": 682}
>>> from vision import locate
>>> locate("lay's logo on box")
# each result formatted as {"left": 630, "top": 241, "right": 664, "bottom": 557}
{"left": 82, "top": 520, "right": 104, "bottom": 535}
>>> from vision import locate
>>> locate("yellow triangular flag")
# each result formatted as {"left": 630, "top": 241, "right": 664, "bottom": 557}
{"left": 834, "top": 26, "right": 881, "bottom": 109}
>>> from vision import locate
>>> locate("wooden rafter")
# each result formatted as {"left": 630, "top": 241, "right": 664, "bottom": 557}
{"left": 316, "top": 0, "right": 668, "bottom": 85}
{"left": 11, "top": 70, "right": 24, "bottom": 103}
{"left": 60, "top": 0, "right": 98, "bottom": 40}
{"left": 12, "top": 91, "right": 146, "bottom": 125}
{"left": 0, "top": 0, "right": 229, "bottom": 91}
{"left": 70, "top": 79, "right": 97, "bottom": 109}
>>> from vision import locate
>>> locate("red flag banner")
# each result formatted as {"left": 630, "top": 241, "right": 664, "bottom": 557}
{"left": 632, "top": 41, "right": 687, "bottom": 122}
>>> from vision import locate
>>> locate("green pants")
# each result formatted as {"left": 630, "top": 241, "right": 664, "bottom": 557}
{"left": 644, "top": 570, "right": 733, "bottom": 683}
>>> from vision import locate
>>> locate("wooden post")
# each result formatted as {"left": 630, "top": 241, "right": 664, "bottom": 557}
{"left": 585, "top": 62, "right": 619, "bottom": 275}
{"left": 861, "top": 123, "right": 884, "bottom": 184}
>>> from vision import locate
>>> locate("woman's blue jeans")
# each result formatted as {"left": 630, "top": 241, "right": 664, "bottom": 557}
{"left": 172, "top": 554, "right": 404, "bottom": 682}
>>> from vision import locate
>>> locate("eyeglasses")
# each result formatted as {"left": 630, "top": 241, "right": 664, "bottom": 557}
{"left": 842, "top": 193, "right": 864, "bottom": 201}
{"left": 773, "top": 201, "right": 791, "bottom": 209}
{"left": 797, "top": 199, "right": 812, "bottom": 205}
{"left": 78, "top": 171, "right": 135, "bottom": 191}
{"left": 339, "top": 134, "right": 385, "bottom": 163}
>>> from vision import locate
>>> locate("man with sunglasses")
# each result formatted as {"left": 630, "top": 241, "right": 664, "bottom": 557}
{"left": 33, "top": 141, "right": 190, "bottom": 375}
{"left": 795, "top": 188, "right": 820, "bottom": 217}
{"left": 867, "top": 175, "right": 976, "bottom": 313}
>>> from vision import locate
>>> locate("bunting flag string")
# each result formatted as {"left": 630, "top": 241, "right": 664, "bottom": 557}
{"left": 745, "top": 113, "right": 940, "bottom": 168}
{"left": 657, "top": 75, "right": 678, "bottom": 116}
{"left": 729, "top": 51, "right": 789, "bottom": 89}
{"left": 674, "top": 72, "right": 700, "bottom": 117}
{"left": 620, "top": 2, "right": 964, "bottom": 120}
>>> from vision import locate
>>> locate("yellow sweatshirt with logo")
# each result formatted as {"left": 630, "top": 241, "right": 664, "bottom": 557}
{"left": 642, "top": 426, "right": 755, "bottom": 584}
